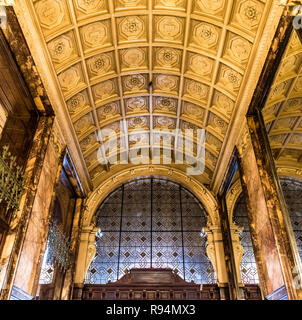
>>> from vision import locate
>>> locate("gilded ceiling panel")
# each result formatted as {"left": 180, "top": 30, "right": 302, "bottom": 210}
{"left": 263, "top": 31, "right": 302, "bottom": 169}
{"left": 27, "top": 0, "right": 269, "bottom": 187}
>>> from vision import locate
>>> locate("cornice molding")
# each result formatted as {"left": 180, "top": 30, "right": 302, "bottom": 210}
{"left": 84, "top": 164, "right": 220, "bottom": 228}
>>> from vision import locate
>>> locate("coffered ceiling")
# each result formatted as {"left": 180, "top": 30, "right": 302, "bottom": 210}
{"left": 263, "top": 30, "right": 302, "bottom": 170}
{"left": 16, "top": 0, "right": 275, "bottom": 192}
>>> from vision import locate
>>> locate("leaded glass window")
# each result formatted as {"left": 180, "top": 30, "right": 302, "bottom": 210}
{"left": 233, "top": 194, "right": 259, "bottom": 284}
{"left": 38, "top": 242, "right": 55, "bottom": 284}
{"left": 86, "top": 178, "right": 216, "bottom": 284}
{"left": 280, "top": 179, "right": 302, "bottom": 261}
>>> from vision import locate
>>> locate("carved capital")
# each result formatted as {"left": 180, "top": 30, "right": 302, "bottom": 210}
{"left": 237, "top": 125, "right": 251, "bottom": 158}
{"left": 50, "top": 121, "right": 65, "bottom": 156}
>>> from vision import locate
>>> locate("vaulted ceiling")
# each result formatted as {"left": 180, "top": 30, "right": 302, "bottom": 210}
{"left": 263, "top": 30, "right": 302, "bottom": 171}
{"left": 14, "top": 0, "right": 279, "bottom": 193}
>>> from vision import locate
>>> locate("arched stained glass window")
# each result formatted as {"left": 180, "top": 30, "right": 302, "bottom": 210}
{"left": 233, "top": 194, "right": 259, "bottom": 284}
{"left": 85, "top": 178, "right": 216, "bottom": 284}
{"left": 280, "top": 178, "right": 302, "bottom": 261}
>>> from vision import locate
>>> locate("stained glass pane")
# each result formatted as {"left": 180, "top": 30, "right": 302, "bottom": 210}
{"left": 86, "top": 178, "right": 216, "bottom": 284}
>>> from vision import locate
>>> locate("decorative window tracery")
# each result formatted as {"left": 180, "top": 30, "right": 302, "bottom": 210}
{"left": 86, "top": 178, "right": 216, "bottom": 285}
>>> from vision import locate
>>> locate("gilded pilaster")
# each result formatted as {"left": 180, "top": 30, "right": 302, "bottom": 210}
{"left": 205, "top": 225, "right": 228, "bottom": 286}
{"left": 61, "top": 198, "right": 85, "bottom": 300}
{"left": 73, "top": 225, "right": 98, "bottom": 294}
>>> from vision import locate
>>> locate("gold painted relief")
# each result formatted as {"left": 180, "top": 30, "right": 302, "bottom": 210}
{"left": 23, "top": 0, "right": 271, "bottom": 186}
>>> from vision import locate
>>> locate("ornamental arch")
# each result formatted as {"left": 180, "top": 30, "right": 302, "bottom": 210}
{"left": 85, "top": 177, "right": 217, "bottom": 285}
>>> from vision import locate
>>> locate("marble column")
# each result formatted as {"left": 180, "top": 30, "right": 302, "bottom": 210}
{"left": 10, "top": 123, "right": 65, "bottom": 299}
{"left": 60, "top": 198, "right": 85, "bottom": 300}
{"left": 30, "top": 148, "right": 66, "bottom": 298}
{"left": 205, "top": 225, "right": 230, "bottom": 299}
{"left": 217, "top": 197, "right": 244, "bottom": 300}
{"left": 0, "top": 116, "right": 54, "bottom": 300}
{"left": 73, "top": 225, "right": 99, "bottom": 299}
{"left": 237, "top": 118, "right": 302, "bottom": 300}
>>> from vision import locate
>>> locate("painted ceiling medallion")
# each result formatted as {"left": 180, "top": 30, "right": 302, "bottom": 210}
{"left": 94, "top": 79, "right": 117, "bottom": 101}
{"left": 156, "top": 48, "right": 180, "bottom": 67}
{"left": 154, "top": 97, "right": 177, "bottom": 113}
{"left": 81, "top": 22, "right": 108, "bottom": 48}
{"left": 229, "top": 37, "right": 251, "bottom": 63}
{"left": 157, "top": 16, "right": 182, "bottom": 40}
{"left": 58, "top": 67, "right": 81, "bottom": 93}
{"left": 119, "top": 16, "right": 145, "bottom": 39}
{"left": 48, "top": 34, "right": 76, "bottom": 63}
{"left": 67, "top": 92, "right": 88, "bottom": 115}
{"left": 121, "top": 48, "right": 145, "bottom": 68}
{"left": 154, "top": 116, "right": 176, "bottom": 129}
{"left": 155, "top": 75, "right": 178, "bottom": 92}
{"left": 128, "top": 116, "right": 149, "bottom": 130}
{"left": 197, "top": 0, "right": 225, "bottom": 12}
{"left": 124, "top": 74, "right": 146, "bottom": 91}
{"left": 193, "top": 23, "right": 219, "bottom": 48}
{"left": 214, "top": 92, "right": 234, "bottom": 116}
{"left": 76, "top": 0, "right": 105, "bottom": 13}
{"left": 35, "top": 0, "right": 64, "bottom": 29}
{"left": 126, "top": 97, "right": 148, "bottom": 113}
{"left": 185, "top": 80, "right": 208, "bottom": 100}
{"left": 184, "top": 103, "right": 204, "bottom": 119}
{"left": 188, "top": 54, "right": 213, "bottom": 77}
{"left": 98, "top": 102, "right": 119, "bottom": 120}
{"left": 75, "top": 114, "right": 94, "bottom": 135}
{"left": 88, "top": 53, "right": 112, "bottom": 75}
{"left": 239, "top": 0, "right": 262, "bottom": 27}
{"left": 220, "top": 67, "right": 242, "bottom": 92}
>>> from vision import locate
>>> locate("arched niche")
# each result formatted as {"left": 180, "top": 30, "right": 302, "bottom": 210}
{"left": 84, "top": 165, "right": 220, "bottom": 229}
{"left": 74, "top": 166, "right": 229, "bottom": 285}
{"left": 85, "top": 177, "right": 217, "bottom": 285}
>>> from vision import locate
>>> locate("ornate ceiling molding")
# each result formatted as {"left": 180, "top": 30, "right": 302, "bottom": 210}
{"left": 263, "top": 30, "right": 302, "bottom": 169}
{"left": 84, "top": 164, "right": 220, "bottom": 228}
{"left": 211, "top": 0, "right": 287, "bottom": 193}
{"left": 12, "top": 0, "right": 282, "bottom": 194}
